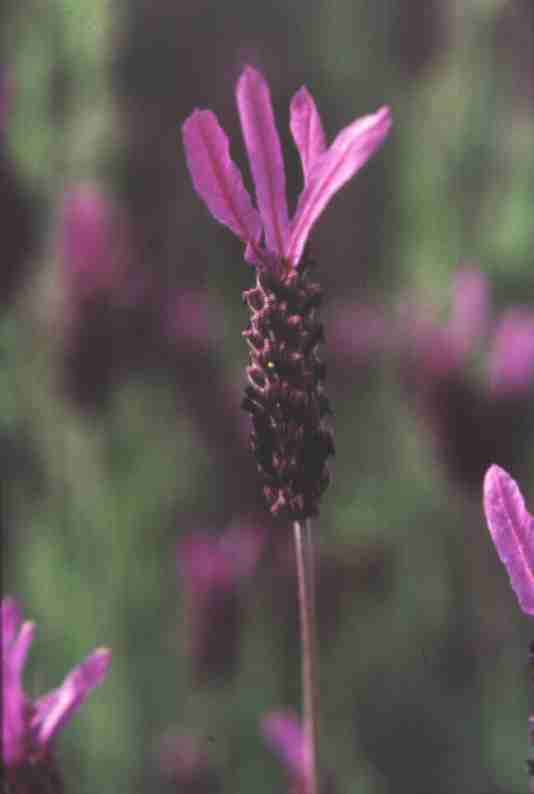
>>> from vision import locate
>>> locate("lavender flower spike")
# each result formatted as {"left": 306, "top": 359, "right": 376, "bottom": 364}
{"left": 2, "top": 596, "right": 111, "bottom": 776}
{"left": 182, "top": 68, "right": 390, "bottom": 521}
{"left": 483, "top": 466, "right": 534, "bottom": 614}
{"left": 183, "top": 65, "right": 391, "bottom": 270}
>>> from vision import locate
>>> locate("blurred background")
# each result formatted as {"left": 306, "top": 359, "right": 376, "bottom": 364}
{"left": 2, "top": 0, "right": 534, "bottom": 792}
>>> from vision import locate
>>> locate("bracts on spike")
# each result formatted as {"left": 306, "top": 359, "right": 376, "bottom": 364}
{"left": 241, "top": 259, "right": 334, "bottom": 521}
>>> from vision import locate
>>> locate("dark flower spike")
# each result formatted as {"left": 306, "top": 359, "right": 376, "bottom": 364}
{"left": 183, "top": 67, "right": 391, "bottom": 521}
{"left": 483, "top": 465, "right": 534, "bottom": 614}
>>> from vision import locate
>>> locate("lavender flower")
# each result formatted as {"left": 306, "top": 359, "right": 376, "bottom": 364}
{"left": 177, "top": 525, "right": 262, "bottom": 681}
{"left": 483, "top": 465, "right": 534, "bottom": 614}
{"left": 60, "top": 185, "right": 125, "bottom": 409}
{"left": 182, "top": 66, "right": 391, "bottom": 519}
{"left": 399, "top": 266, "right": 534, "bottom": 491}
{"left": 2, "top": 596, "right": 111, "bottom": 792}
{"left": 261, "top": 710, "right": 338, "bottom": 794}
{"left": 261, "top": 710, "right": 308, "bottom": 793}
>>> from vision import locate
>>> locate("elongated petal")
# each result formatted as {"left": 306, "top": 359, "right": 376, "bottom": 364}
{"left": 483, "top": 465, "right": 534, "bottom": 614}
{"left": 2, "top": 618, "right": 35, "bottom": 765}
{"left": 182, "top": 109, "right": 261, "bottom": 244}
{"left": 288, "top": 106, "right": 392, "bottom": 266}
{"left": 290, "top": 86, "right": 326, "bottom": 184}
{"left": 32, "top": 647, "right": 111, "bottom": 750}
{"left": 1, "top": 597, "right": 23, "bottom": 651}
{"left": 236, "top": 66, "right": 289, "bottom": 257}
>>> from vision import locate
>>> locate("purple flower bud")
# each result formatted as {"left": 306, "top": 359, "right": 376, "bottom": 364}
{"left": 2, "top": 596, "right": 111, "bottom": 790}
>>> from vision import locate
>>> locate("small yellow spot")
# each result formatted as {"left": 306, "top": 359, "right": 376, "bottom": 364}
{"left": 266, "top": 361, "right": 275, "bottom": 370}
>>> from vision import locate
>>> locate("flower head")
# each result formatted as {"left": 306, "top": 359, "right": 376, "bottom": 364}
{"left": 483, "top": 465, "right": 534, "bottom": 614}
{"left": 2, "top": 596, "right": 111, "bottom": 768}
{"left": 182, "top": 66, "right": 391, "bottom": 271}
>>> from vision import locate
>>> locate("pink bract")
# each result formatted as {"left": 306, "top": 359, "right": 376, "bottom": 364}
{"left": 1, "top": 596, "right": 111, "bottom": 766}
{"left": 182, "top": 65, "right": 391, "bottom": 270}
{"left": 483, "top": 465, "right": 534, "bottom": 614}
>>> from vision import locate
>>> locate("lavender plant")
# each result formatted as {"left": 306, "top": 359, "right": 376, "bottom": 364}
{"left": 182, "top": 64, "right": 391, "bottom": 794}
{"left": 2, "top": 597, "right": 111, "bottom": 794}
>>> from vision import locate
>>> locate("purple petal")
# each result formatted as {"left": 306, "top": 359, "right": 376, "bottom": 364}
{"left": 2, "top": 615, "right": 35, "bottom": 765}
{"left": 483, "top": 465, "right": 534, "bottom": 614}
{"left": 1, "top": 596, "right": 23, "bottom": 651}
{"left": 236, "top": 66, "right": 289, "bottom": 257}
{"left": 488, "top": 309, "right": 534, "bottom": 396}
{"left": 182, "top": 109, "right": 262, "bottom": 245}
{"left": 32, "top": 647, "right": 111, "bottom": 750}
{"left": 261, "top": 710, "right": 307, "bottom": 780}
{"left": 290, "top": 87, "right": 326, "bottom": 184}
{"left": 446, "top": 267, "right": 490, "bottom": 360}
{"left": 288, "top": 106, "right": 392, "bottom": 266}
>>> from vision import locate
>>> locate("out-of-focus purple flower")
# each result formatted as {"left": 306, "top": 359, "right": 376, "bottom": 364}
{"left": 261, "top": 710, "right": 308, "bottom": 792}
{"left": 483, "top": 465, "right": 534, "bottom": 614}
{"left": 445, "top": 267, "right": 490, "bottom": 362}
{"left": 327, "top": 302, "right": 393, "bottom": 362}
{"left": 397, "top": 266, "right": 534, "bottom": 492}
{"left": 488, "top": 308, "right": 534, "bottom": 397}
{"left": 164, "top": 288, "right": 225, "bottom": 351}
{"left": 182, "top": 65, "right": 391, "bottom": 272}
{"left": 402, "top": 266, "right": 490, "bottom": 378}
{"left": 2, "top": 596, "right": 111, "bottom": 780}
{"left": 177, "top": 525, "right": 263, "bottom": 681}
{"left": 178, "top": 524, "right": 262, "bottom": 596}
{"left": 61, "top": 185, "right": 117, "bottom": 298}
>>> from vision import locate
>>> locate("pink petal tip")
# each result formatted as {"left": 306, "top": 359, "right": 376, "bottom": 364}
{"left": 483, "top": 465, "right": 534, "bottom": 614}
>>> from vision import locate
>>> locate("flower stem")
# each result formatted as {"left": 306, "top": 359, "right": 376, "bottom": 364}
{"left": 294, "top": 518, "right": 318, "bottom": 794}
